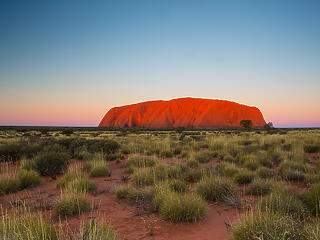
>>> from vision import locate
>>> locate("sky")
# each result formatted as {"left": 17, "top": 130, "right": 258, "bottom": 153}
{"left": 0, "top": 0, "right": 320, "bottom": 127}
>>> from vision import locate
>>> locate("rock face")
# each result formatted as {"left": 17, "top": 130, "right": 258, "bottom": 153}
{"left": 98, "top": 97, "right": 266, "bottom": 128}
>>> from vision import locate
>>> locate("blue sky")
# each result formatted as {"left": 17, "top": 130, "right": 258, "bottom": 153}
{"left": 0, "top": 0, "right": 320, "bottom": 127}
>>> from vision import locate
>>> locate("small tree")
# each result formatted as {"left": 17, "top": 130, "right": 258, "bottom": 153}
{"left": 240, "top": 120, "right": 253, "bottom": 129}
{"left": 264, "top": 122, "right": 274, "bottom": 130}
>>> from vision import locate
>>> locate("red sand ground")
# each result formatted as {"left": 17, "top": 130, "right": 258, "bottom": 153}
{"left": 99, "top": 97, "right": 266, "bottom": 129}
{"left": 0, "top": 158, "right": 241, "bottom": 240}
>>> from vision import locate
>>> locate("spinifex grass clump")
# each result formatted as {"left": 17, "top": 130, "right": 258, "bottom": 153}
{"left": 231, "top": 211, "right": 307, "bottom": 240}
{"left": 304, "top": 144, "right": 320, "bottom": 153}
{"left": 246, "top": 179, "right": 274, "bottom": 196}
{"left": 55, "top": 191, "right": 91, "bottom": 216}
{"left": 279, "top": 161, "right": 309, "bottom": 182}
{"left": 304, "top": 183, "right": 320, "bottom": 217}
{"left": 34, "top": 151, "right": 70, "bottom": 178}
{"left": 56, "top": 169, "right": 96, "bottom": 193}
{"left": 0, "top": 174, "right": 19, "bottom": 195}
{"left": 234, "top": 169, "right": 255, "bottom": 184}
{"left": 125, "top": 155, "right": 158, "bottom": 168}
{"left": 83, "top": 159, "right": 110, "bottom": 177}
{"left": 159, "top": 192, "right": 207, "bottom": 223}
{"left": 196, "top": 176, "right": 239, "bottom": 205}
{"left": 259, "top": 189, "right": 307, "bottom": 219}
{"left": 18, "top": 169, "right": 41, "bottom": 189}
{"left": 0, "top": 210, "right": 59, "bottom": 240}
{"left": 215, "top": 162, "right": 239, "bottom": 177}
{"left": 257, "top": 166, "right": 274, "bottom": 179}
{"left": 304, "top": 221, "right": 320, "bottom": 240}
{"left": 131, "top": 168, "right": 154, "bottom": 186}
{"left": 193, "top": 151, "right": 214, "bottom": 163}
{"left": 169, "top": 179, "right": 188, "bottom": 193}
{"left": 79, "top": 221, "right": 117, "bottom": 240}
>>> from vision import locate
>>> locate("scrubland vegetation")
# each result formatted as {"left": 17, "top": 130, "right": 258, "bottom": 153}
{"left": 0, "top": 127, "right": 319, "bottom": 239}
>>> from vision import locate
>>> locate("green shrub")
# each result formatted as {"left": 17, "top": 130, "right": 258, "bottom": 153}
{"left": 159, "top": 192, "right": 207, "bottom": 223}
{"left": 234, "top": 169, "right": 255, "bottom": 184}
{"left": 246, "top": 179, "right": 273, "bottom": 196}
{"left": 80, "top": 221, "right": 117, "bottom": 240}
{"left": 0, "top": 175, "right": 19, "bottom": 195}
{"left": 35, "top": 151, "right": 70, "bottom": 178}
{"left": 89, "top": 139, "right": 120, "bottom": 154}
{"left": 304, "top": 183, "right": 320, "bottom": 216}
{"left": 196, "top": 176, "right": 238, "bottom": 204}
{"left": 18, "top": 169, "right": 41, "bottom": 189}
{"left": 125, "top": 155, "right": 157, "bottom": 168}
{"left": 55, "top": 192, "right": 90, "bottom": 216}
{"left": 260, "top": 190, "right": 306, "bottom": 219}
{"left": 0, "top": 212, "right": 58, "bottom": 240}
{"left": 231, "top": 211, "right": 307, "bottom": 240}
{"left": 257, "top": 167, "right": 274, "bottom": 179}
{"left": 56, "top": 169, "right": 96, "bottom": 193}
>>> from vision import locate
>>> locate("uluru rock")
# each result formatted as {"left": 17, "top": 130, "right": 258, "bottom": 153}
{"left": 99, "top": 97, "right": 266, "bottom": 128}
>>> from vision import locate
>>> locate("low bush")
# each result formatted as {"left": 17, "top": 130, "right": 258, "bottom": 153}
{"left": 88, "top": 139, "right": 120, "bottom": 154}
{"left": 55, "top": 192, "right": 90, "bottom": 216}
{"left": 18, "top": 169, "right": 41, "bottom": 189}
{"left": 196, "top": 176, "right": 238, "bottom": 204}
{"left": 234, "top": 169, "right": 255, "bottom": 184}
{"left": 34, "top": 151, "right": 70, "bottom": 178}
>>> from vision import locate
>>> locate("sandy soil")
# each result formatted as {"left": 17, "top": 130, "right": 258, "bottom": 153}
{"left": 0, "top": 158, "right": 242, "bottom": 240}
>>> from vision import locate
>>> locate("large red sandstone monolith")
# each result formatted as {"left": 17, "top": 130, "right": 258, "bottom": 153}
{"left": 99, "top": 97, "right": 266, "bottom": 128}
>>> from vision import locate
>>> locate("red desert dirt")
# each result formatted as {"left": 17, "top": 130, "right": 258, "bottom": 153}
{"left": 99, "top": 97, "right": 266, "bottom": 128}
